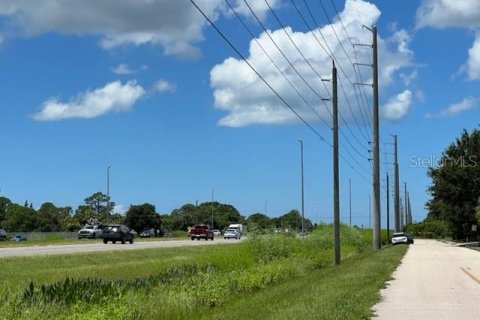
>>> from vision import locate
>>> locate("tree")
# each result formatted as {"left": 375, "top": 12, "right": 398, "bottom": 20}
{"left": 36, "top": 202, "right": 62, "bottom": 232}
{"left": 273, "top": 209, "right": 313, "bottom": 231}
{"left": 3, "top": 203, "right": 36, "bottom": 232}
{"left": 246, "top": 213, "right": 274, "bottom": 231}
{"left": 125, "top": 203, "right": 161, "bottom": 234}
{"left": 74, "top": 192, "right": 115, "bottom": 224}
{"left": 0, "top": 196, "right": 12, "bottom": 226}
{"left": 426, "top": 128, "right": 480, "bottom": 239}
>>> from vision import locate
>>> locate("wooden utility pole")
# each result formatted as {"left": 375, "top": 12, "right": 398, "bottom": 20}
{"left": 372, "top": 26, "right": 381, "bottom": 250}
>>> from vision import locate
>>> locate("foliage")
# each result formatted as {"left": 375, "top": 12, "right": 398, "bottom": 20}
{"left": 74, "top": 192, "right": 114, "bottom": 225}
{"left": 272, "top": 209, "right": 313, "bottom": 231}
{"left": 246, "top": 213, "right": 274, "bottom": 232}
{"left": 404, "top": 219, "right": 449, "bottom": 239}
{"left": 3, "top": 203, "right": 36, "bottom": 232}
{"left": 0, "top": 196, "right": 12, "bottom": 226}
{"left": 426, "top": 128, "right": 480, "bottom": 239}
{"left": 125, "top": 203, "right": 161, "bottom": 233}
{"left": 170, "top": 202, "right": 244, "bottom": 231}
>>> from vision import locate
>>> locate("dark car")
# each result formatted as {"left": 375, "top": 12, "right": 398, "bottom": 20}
{"left": 102, "top": 224, "right": 134, "bottom": 244}
{"left": 139, "top": 228, "right": 155, "bottom": 238}
{"left": 0, "top": 229, "right": 7, "bottom": 241}
{"left": 11, "top": 234, "right": 27, "bottom": 242}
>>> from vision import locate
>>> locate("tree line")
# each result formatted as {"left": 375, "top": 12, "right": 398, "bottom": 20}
{"left": 414, "top": 127, "right": 480, "bottom": 240}
{"left": 0, "top": 192, "right": 313, "bottom": 235}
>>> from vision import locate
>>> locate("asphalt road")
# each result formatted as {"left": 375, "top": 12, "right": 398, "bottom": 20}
{"left": 0, "top": 238, "right": 243, "bottom": 258}
{"left": 372, "top": 239, "right": 480, "bottom": 319}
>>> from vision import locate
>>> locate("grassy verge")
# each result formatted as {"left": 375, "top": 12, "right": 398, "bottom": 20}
{"left": 0, "top": 226, "right": 406, "bottom": 320}
{"left": 202, "top": 244, "right": 407, "bottom": 320}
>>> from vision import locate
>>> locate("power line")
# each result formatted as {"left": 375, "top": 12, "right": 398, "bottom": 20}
{"left": 190, "top": 0, "right": 330, "bottom": 144}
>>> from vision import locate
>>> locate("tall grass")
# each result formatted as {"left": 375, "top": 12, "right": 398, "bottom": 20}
{"left": 0, "top": 225, "right": 405, "bottom": 320}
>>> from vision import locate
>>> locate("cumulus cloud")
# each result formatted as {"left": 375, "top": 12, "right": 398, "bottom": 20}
{"left": 426, "top": 96, "right": 477, "bottom": 118}
{"left": 463, "top": 34, "right": 480, "bottom": 80}
{"left": 211, "top": 0, "right": 414, "bottom": 127}
{"left": 0, "top": 0, "right": 279, "bottom": 57}
{"left": 416, "top": 0, "right": 480, "bottom": 29}
{"left": 32, "top": 80, "right": 146, "bottom": 121}
{"left": 381, "top": 90, "right": 413, "bottom": 121}
{"left": 153, "top": 79, "right": 176, "bottom": 93}
{"left": 416, "top": 0, "right": 480, "bottom": 80}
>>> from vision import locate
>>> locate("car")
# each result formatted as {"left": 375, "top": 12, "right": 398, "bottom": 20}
{"left": 224, "top": 228, "right": 241, "bottom": 240}
{"left": 102, "top": 224, "right": 134, "bottom": 244}
{"left": 11, "top": 234, "right": 27, "bottom": 242}
{"left": 391, "top": 232, "right": 414, "bottom": 245}
{"left": 212, "top": 229, "right": 221, "bottom": 236}
{"left": 78, "top": 224, "right": 103, "bottom": 239}
{"left": 0, "top": 229, "right": 7, "bottom": 241}
{"left": 139, "top": 228, "right": 156, "bottom": 238}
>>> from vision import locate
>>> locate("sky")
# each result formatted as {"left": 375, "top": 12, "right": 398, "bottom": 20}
{"left": 0, "top": 0, "right": 479, "bottom": 228}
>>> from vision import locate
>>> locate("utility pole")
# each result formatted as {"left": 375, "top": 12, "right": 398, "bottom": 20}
{"left": 107, "top": 165, "right": 111, "bottom": 217}
{"left": 211, "top": 188, "right": 214, "bottom": 228}
{"left": 400, "top": 197, "right": 404, "bottom": 230}
{"left": 332, "top": 61, "right": 340, "bottom": 265}
{"left": 371, "top": 26, "right": 381, "bottom": 250}
{"left": 349, "top": 178, "right": 352, "bottom": 227}
{"left": 408, "top": 195, "right": 412, "bottom": 224}
{"left": 404, "top": 182, "right": 408, "bottom": 227}
{"left": 298, "top": 138, "right": 305, "bottom": 237}
{"left": 393, "top": 134, "right": 400, "bottom": 232}
{"left": 386, "top": 173, "right": 390, "bottom": 242}
{"left": 369, "top": 194, "right": 371, "bottom": 229}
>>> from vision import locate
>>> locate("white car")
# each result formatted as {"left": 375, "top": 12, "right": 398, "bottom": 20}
{"left": 391, "top": 232, "right": 414, "bottom": 245}
{"left": 212, "top": 229, "right": 221, "bottom": 236}
{"left": 224, "top": 228, "right": 241, "bottom": 240}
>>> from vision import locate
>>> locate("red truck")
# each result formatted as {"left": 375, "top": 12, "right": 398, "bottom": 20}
{"left": 189, "top": 224, "right": 214, "bottom": 241}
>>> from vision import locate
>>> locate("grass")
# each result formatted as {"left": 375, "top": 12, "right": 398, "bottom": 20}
{"left": 0, "top": 226, "right": 407, "bottom": 320}
{"left": 202, "top": 245, "right": 407, "bottom": 320}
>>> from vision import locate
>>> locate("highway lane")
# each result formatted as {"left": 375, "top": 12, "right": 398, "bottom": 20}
{"left": 372, "top": 239, "right": 480, "bottom": 319}
{"left": 0, "top": 238, "right": 243, "bottom": 258}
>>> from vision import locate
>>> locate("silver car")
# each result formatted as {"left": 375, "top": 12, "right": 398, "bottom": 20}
{"left": 391, "top": 232, "right": 414, "bottom": 245}
{"left": 224, "top": 228, "right": 241, "bottom": 240}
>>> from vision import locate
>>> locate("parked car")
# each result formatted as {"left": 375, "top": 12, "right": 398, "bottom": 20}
{"left": 0, "top": 229, "right": 7, "bottom": 241}
{"left": 212, "top": 229, "right": 221, "bottom": 236}
{"left": 391, "top": 232, "right": 414, "bottom": 245}
{"left": 78, "top": 224, "right": 103, "bottom": 239}
{"left": 102, "top": 224, "right": 134, "bottom": 244}
{"left": 11, "top": 234, "right": 27, "bottom": 242}
{"left": 140, "top": 228, "right": 155, "bottom": 238}
{"left": 224, "top": 228, "right": 241, "bottom": 240}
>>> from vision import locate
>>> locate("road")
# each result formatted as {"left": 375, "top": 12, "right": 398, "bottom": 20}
{"left": 0, "top": 238, "right": 242, "bottom": 258}
{"left": 372, "top": 239, "right": 480, "bottom": 319}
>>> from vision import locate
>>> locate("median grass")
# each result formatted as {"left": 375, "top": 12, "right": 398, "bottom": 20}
{"left": 0, "top": 225, "right": 407, "bottom": 320}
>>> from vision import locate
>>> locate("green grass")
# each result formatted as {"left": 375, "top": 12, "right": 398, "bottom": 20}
{"left": 0, "top": 226, "right": 407, "bottom": 320}
{"left": 202, "top": 245, "right": 407, "bottom": 320}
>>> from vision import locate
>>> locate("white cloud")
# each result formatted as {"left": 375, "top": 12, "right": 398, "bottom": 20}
{"left": 464, "top": 34, "right": 480, "bottom": 80}
{"left": 153, "top": 79, "right": 176, "bottom": 93}
{"left": 416, "top": 0, "right": 480, "bottom": 29}
{"left": 210, "top": 0, "right": 414, "bottom": 127}
{"left": 381, "top": 90, "right": 413, "bottom": 121}
{"left": 114, "top": 204, "right": 128, "bottom": 215}
{"left": 0, "top": 0, "right": 278, "bottom": 57}
{"left": 112, "top": 64, "right": 135, "bottom": 75}
{"left": 426, "top": 96, "right": 477, "bottom": 118}
{"left": 112, "top": 63, "right": 148, "bottom": 75}
{"left": 416, "top": 0, "right": 480, "bottom": 81}
{"left": 32, "top": 80, "right": 146, "bottom": 121}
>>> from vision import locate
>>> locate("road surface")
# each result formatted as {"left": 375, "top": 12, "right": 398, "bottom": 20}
{"left": 0, "top": 238, "right": 242, "bottom": 258}
{"left": 372, "top": 239, "right": 480, "bottom": 319}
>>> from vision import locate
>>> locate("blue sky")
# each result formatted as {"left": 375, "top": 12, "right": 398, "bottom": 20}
{"left": 0, "top": 0, "right": 479, "bottom": 228}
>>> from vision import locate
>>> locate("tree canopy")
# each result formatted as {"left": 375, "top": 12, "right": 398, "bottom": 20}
{"left": 426, "top": 128, "right": 480, "bottom": 239}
